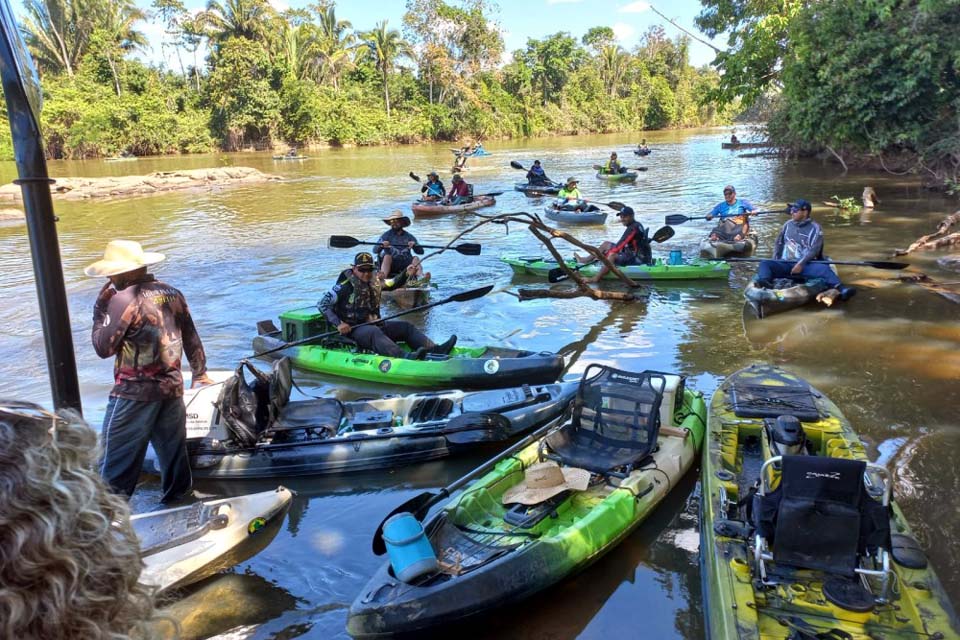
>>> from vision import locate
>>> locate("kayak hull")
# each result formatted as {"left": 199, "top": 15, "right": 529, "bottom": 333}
{"left": 701, "top": 364, "right": 960, "bottom": 639}
{"left": 743, "top": 272, "right": 834, "bottom": 319}
{"left": 633, "top": 149, "right": 651, "bottom": 156}
{"left": 721, "top": 141, "right": 770, "bottom": 149}
{"left": 514, "top": 182, "right": 560, "bottom": 196}
{"left": 347, "top": 375, "right": 706, "bottom": 637}
{"left": 698, "top": 234, "right": 757, "bottom": 259}
{"left": 501, "top": 255, "right": 731, "bottom": 281}
{"left": 166, "top": 379, "right": 578, "bottom": 479}
{"left": 380, "top": 285, "right": 430, "bottom": 309}
{"left": 595, "top": 171, "right": 638, "bottom": 182}
{"left": 411, "top": 196, "right": 495, "bottom": 216}
{"left": 252, "top": 333, "right": 563, "bottom": 389}
{"left": 272, "top": 155, "right": 309, "bottom": 160}
{"left": 133, "top": 487, "right": 292, "bottom": 594}
{"left": 543, "top": 205, "right": 607, "bottom": 225}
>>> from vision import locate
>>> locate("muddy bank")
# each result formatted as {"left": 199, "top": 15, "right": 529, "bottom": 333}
{"left": 0, "top": 167, "right": 280, "bottom": 203}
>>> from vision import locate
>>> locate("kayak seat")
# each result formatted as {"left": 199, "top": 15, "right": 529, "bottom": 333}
{"left": 541, "top": 365, "right": 665, "bottom": 478}
{"left": 263, "top": 356, "right": 343, "bottom": 434}
{"left": 730, "top": 381, "right": 821, "bottom": 422}
{"left": 753, "top": 455, "right": 893, "bottom": 600}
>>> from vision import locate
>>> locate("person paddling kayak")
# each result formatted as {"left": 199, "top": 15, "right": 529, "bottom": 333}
{"left": 376, "top": 211, "right": 429, "bottom": 282}
{"left": 555, "top": 177, "right": 587, "bottom": 212}
{"left": 706, "top": 184, "right": 754, "bottom": 241}
{"left": 601, "top": 152, "right": 625, "bottom": 175}
{"left": 753, "top": 199, "right": 856, "bottom": 300}
{"left": 318, "top": 252, "right": 456, "bottom": 360}
{"left": 420, "top": 171, "right": 445, "bottom": 201}
{"left": 526, "top": 160, "right": 551, "bottom": 186}
{"left": 576, "top": 207, "right": 653, "bottom": 282}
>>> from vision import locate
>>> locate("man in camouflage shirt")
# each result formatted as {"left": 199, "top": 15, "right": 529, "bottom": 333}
{"left": 86, "top": 240, "right": 212, "bottom": 503}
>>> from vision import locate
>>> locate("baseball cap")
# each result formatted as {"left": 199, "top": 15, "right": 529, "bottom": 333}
{"left": 791, "top": 199, "right": 812, "bottom": 212}
{"left": 353, "top": 252, "right": 375, "bottom": 271}
{"left": 616, "top": 206, "right": 635, "bottom": 217}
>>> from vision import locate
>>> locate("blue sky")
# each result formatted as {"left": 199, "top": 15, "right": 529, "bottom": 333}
{"left": 83, "top": 0, "right": 722, "bottom": 71}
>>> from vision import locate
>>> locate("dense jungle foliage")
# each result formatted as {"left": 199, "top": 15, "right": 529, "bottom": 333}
{"left": 2, "top": 0, "right": 734, "bottom": 159}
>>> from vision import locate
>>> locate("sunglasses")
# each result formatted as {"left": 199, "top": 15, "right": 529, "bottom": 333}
{"left": 356, "top": 265, "right": 374, "bottom": 273}
{"left": 723, "top": 190, "right": 734, "bottom": 195}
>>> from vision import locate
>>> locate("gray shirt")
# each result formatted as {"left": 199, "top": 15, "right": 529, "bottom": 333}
{"left": 773, "top": 218, "right": 824, "bottom": 267}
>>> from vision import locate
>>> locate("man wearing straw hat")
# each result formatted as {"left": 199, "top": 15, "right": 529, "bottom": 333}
{"left": 86, "top": 240, "right": 212, "bottom": 503}
{"left": 377, "top": 211, "right": 429, "bottom": 283}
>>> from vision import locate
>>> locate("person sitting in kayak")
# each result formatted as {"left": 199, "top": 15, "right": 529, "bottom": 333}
{"left": 637, "top": 139, "right": 649, "bottom": 153}
{"left": 443, "top": 174, "right": 472, "bottom": 205}
{"left": 421, "top": 171, "right": 445, "bottom": 201}
{"left": 318, "top": 252, "right": 456, "bottom": 360}
{"left": 377, "top": 211, "right": 429, "bottom": 282}
{"left": 556, "top": 177, "right": 587, "bottom": 212}
{"left": 754, "top": 199, "right": 856, "bottom": 299}
{"left": 526, "top": 160, "right": 551, "bottom": 186}
{"left": 602, "top": 152, "right": 625, "bottom": 175}
{"left": 706, "top": 185, "right": 754, "bottom": 240}
{"left": 730, "top": 133, "right": 739, "bottom": 144}
{"left": 285, "top": 148, "right": 298, "bottom": 158}
{"left": 709, "top": 217, "right": 750, "bottom": 243}
{"left": 576, "top": 207, "right": 653, "bottom": 282}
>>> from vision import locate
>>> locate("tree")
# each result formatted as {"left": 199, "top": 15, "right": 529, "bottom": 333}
{"left": 362, "top": 20, "right": 411, "bottom": 117}
{"left": 597, "top": 44, "right": 628, "bottom": 98}
{"left": 203, "top": 0, "right": 276, "bottom": 43}
{"left": 95, "top": 1, "right": 148, "bottom": 96}
{"left": 520, "top": 33, "right": 584, "bottom": 106}
{"left": 582, "top": 26, "right": 614, "bottom": 53}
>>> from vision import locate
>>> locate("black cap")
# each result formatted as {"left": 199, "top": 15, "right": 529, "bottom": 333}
{"left": 353, "top": 252, "right": 375, "bottom": 270}
{"left": 616, "top": 206, "right": 635, "bottom": 217}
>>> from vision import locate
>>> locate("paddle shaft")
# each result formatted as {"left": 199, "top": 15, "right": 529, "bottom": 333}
{"left": 666, "top": 209, "right": 786, "bottom": 225}
{"left": 251, "top": 285, "right": 492, "bottom": 359}
{"left": 329, "top": 236, "right": 480, "bottom": 255}
{"left": 727, "top": 257, "right": 908, "bottom": 270}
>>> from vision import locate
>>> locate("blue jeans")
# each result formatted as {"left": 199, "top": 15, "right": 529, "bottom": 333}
{"left": 100, "top": 395, "right": 192, "bottom": 503}
{"left": 756, "top": 260, "right": 841, "bottom": 288}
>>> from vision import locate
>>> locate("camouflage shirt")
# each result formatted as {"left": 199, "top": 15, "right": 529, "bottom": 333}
{"left": 318, "top": 268, "right": 408, "bottom": 327}
{"left": 91, "top": 274, "right": 207, "bottom": 401}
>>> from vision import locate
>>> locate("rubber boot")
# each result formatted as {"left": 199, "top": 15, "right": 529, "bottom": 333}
{"left": 429, "top": 335, "right": 458, "bottom": 356}
{"left": 839, "top": 286, "right": 857, "bottom": 301}
{"left": 403, "top": 347, "right": 428, "bottom": 360}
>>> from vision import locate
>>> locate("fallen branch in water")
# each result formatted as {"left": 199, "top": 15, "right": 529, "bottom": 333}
{"left": 894, "top": 211, "right": 960, "bottom": 255}
{"left": 897, "top": 272, "right": 960, "bottom": 305}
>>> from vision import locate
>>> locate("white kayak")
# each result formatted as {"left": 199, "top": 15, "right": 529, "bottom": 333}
{"left": 133, "top": 486, "right": 293, "bottom": 594}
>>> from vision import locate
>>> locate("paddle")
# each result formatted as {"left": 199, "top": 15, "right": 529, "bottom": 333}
{"left": 592, "top": 164, "right": 648, "bottom": 173}
{"left": 371, "top": 411, "right": 568, "bottom": 555}
{"left": 509, "top": 160, "right": 562, "bottom": 187}
{"left": 547, "top": 225, "right": 677, "bottom": 283}
{"left": 665, "top": 208, "right": 789, "bottom": 225}
{"left": 408, "top": 172, "right": 502, "bottom": 200}
{"left": 252, "top": 284, "right": 495, "bottom": 359}
{"left": 328, "top": 235, "right": 482, "bottom": 256}
{"left": 725, "top": 257, "right": 909, "bottom": 270}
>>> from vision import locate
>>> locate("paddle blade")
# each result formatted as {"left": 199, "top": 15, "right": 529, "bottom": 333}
{"left": 664, "top": 214, "right": 691, "bottom": 225}
{"left": 409, "top": 171, "right": 421, "bottom": 182}
{"left": 444, "top": 413, "right": 513, "bottom": 445}
{"left": 371, "top": 491, "right": 438, "bottom": 555}
{"left": 448, "top": 284, "right": 494, "bottom": 303}
{"left": 328, "top": 235, "right": 360, "bottom": 249}
{"left": 606, "top": 201, "right": 626, "bottom": 211}
{"left": 863, "top": 260, "right": 909, "bottom": 270}
{"left": 479, "top": 191, "right": 504, "bottom": 198}
{"left": 510, "top": 160, "right": 525, "bottom": 170}
{"left": 592, "top": 164, "right": 602, "bottom": 170}
{"left": 454, "top": 243, "right": 482, "bottom": 256}
{"left": 633, "top": 167, "right": 649, "bottom": 171}
{"left": 652, "top": 226, "right": 675, "bottom": 243}
{"left": 548, "top": 267, "right": 571, "bottom": 283}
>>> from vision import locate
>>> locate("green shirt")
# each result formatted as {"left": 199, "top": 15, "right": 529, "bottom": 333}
{"left": 558, "top": 186, "right": 580, "bottom": 199}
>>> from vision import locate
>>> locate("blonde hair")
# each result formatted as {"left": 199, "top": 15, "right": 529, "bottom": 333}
{"left": 0, "top": 401, "right": 163, "bottom": 639}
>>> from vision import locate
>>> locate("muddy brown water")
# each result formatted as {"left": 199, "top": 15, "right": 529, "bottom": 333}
{"left": 1, "top": 130, "right": 957, "bottom": 639}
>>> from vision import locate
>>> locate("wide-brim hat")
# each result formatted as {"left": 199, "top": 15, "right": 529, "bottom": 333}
{"left": 565, "top": 177, "right": 579, "bottom": 186}
{"left": 502, "top": 461, "right": 590, "bottom": 506}
{"left": 84, "top": 240, "right": 164, "bottom": 277}
{"left": 383, "top": 211, "right": 411, "bottom": 227}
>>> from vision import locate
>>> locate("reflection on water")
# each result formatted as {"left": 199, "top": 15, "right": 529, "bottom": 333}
{"left": 2, "top": 130, "right": 958, "bottom": 638}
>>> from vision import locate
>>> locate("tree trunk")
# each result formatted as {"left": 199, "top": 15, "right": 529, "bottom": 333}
{"left": 107, "top": 54, "right": 121, "bottom": 97}
{"left": 383, "top": 68, "right": 391, "bottom": 117}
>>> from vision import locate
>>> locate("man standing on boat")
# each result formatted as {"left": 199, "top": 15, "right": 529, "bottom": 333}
{"left": 319, "top": 252, "right": 456, "bottom": 360}
{"left": 86, "top": 240, "right": 212, "bottom": 503}
{"left": 377, "top": 211, "right": 428, "bottom": 283}
{"left": 578, "top": 207, "right": 653, "bottom": 282}
{"left": 706, "top": 185, "right": 755, "bottom": 241}
{"left": 754, "top": 199, "right": 856, "bottom": 299}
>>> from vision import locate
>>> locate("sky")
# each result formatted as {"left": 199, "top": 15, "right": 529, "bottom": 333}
{"left": 95, "top": 0, "right": 723, "bottom": 72}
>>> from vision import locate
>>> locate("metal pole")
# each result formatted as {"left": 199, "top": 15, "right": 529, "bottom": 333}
{"left": 0, "top": 0, "right": 81, "bottom": 412}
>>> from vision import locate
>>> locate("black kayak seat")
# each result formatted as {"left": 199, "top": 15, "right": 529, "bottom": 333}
{"left": 730, "top": 382, "right": 821, "bottom": 422}
{"left": 753, "top": 455, "right": 891, "bottom": 576}
{"left": 542, "top": 365, "right": 665, "bottom": 476}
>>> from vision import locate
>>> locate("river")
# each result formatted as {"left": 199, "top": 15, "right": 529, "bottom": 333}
{"left": 0, "top": 130, "right": 957, "bottom": 639}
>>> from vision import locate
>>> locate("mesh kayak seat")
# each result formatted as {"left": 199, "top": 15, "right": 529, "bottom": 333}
{"left": 264, "top": 356, "right": 342, "bottom": 433}
{"left": 753, "top": 455, "right": 893, "bottom": 606}
{"left": 541, "top": 365, "right": 665, "bottom": 477}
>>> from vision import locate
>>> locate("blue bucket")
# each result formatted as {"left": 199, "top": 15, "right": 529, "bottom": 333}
{"left": 382, "top": 512, "right": 439, "bottom": 583}
{"left": 669, "top": 249, "right": 683, "bottom": 265}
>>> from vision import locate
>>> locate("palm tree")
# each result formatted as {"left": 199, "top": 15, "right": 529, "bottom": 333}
{"left": 98, "top": 1, "right": 148, "bottom": 95}
{"left": 363, "top": 21, "right": 411, "bottom": 117}
{"left": 203, "top": 0, "right": 275, "bottom": 43}
{"left": 599, "top": 44, "right": 629, "bottom": 98}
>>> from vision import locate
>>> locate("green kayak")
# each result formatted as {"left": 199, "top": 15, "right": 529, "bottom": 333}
{"left": 253, "top": 308, "right": 564, "bottom": 389}
{"left": 701, "top": 364, "right": 960, "bottom": 639}
{"left": 501, "top": 255, "right": 731, "bottom": 281}
{"left": 595, "top": 170, "right": 638, "bottom": 182}
{"left": 348, "top": 365, "right": 706, "bottom": 637}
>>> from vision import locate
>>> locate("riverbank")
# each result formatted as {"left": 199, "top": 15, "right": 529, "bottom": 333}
{"left": 0, "top": 167, "right": 280, "bottom": 202}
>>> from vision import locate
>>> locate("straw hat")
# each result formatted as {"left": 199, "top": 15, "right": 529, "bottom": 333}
{"left": 84, "top": 240, "right": 164, "bottom": 277}
{"left": 383, "top": 211, "right": 411, "bottom": 227}
{"left": 501, "top": 461, "right": 590, "bottom": 505}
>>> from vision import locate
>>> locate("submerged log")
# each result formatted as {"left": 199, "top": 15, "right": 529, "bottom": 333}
{"left": 517, "top": 287, "right": 636, "bottom": 301}
{"left": 894, "top": 211, "right": 960, "bottom": 255}
{"left": 863, "top": 187, "right": 879, "bottom": 209}
{"left": 898, "top": 272, "right": 960, "bottom": 305}
{"left": 816, "top": 288, "right": 842, "bottom": 307}
{"left": 0, "top": 167, "right": 281, "bottom": 203}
